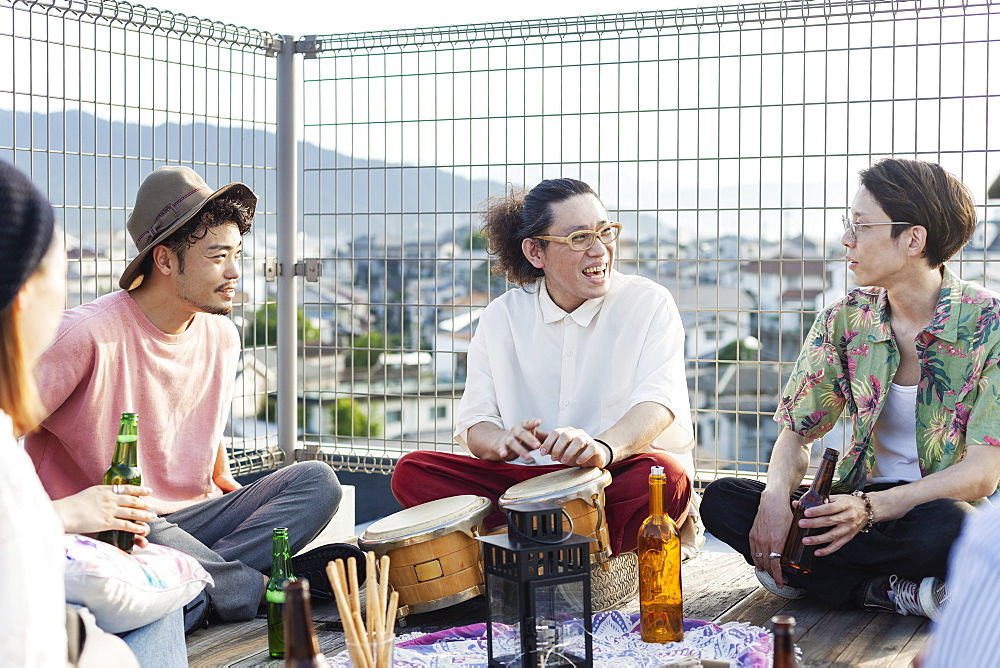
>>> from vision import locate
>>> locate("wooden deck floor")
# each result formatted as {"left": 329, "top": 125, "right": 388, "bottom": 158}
{"left": 186, "top": 551, "right": 929, "bottom": 667}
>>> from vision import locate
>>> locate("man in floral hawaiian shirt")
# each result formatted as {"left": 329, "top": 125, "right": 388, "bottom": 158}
{"left": 702, "top": 158, "right": 1000, "bottom": 620}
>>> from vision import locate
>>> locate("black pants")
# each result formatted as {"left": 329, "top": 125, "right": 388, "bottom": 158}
{"left": 701, "top": 477, "right": 973, "bottom": 608}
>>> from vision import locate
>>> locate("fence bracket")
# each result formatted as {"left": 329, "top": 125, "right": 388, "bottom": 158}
{"left": 264, "top": 36, "right": 284, "bottom": 58}
{"left": 295, "top": 35, "right": 320, "bottom": 59}
{"left": 294, "top": 258, "right": 324, "bottom": 282}
{"left": 264, "top": 258, "right": 278, "bottom": 282}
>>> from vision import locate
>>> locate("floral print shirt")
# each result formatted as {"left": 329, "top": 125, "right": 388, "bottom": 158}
{"left": 775, "top": 267, "right": 1000, "bottom": 494}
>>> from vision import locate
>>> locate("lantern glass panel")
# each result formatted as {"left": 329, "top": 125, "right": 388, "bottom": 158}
{"left": 530, "top": 580, "right": 587, "bottom": 666}
{"left": 487, "top": 572, "right": 524, "bottom": 662}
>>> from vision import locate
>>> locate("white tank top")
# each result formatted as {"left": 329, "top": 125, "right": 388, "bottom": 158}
{"left": 870, "top": 382, "right": 922, "bottom": 483}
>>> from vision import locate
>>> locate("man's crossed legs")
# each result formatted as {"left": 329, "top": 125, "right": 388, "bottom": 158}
{"left": 149, "top": 461, "right": 343, "bottom": 622}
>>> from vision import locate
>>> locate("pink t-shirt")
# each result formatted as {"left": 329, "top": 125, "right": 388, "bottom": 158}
{"left": 26, "top": 290, "right": 240, "bottom": 514}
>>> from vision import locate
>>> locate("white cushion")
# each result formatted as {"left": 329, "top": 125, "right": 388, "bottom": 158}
{"left": 63, "top": 534, "right": 212, "bottom": 633}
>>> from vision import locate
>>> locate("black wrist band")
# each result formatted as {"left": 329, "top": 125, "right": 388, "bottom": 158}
{"left": 594, "top": 439, "right": 614, "bottom": 465}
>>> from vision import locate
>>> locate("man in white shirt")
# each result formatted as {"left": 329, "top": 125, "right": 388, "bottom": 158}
{"left": 390, "top": 178, "right": 695, "bottom": 610}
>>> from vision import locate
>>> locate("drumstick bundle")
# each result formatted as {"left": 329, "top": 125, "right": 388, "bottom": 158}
{"left": 326, "top": 552, "right": 399, "bottom": 667}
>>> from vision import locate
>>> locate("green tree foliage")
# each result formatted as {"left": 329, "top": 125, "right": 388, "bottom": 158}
{"left": 455, "top": 226, "right": 488, "bottom": 251}
{"left": 348, "top": 330, "right": 385, "bottom": 368}
{"left": 255, "top": 396, "right": 306, "bottom": 425}
{"left": 718, "top": 336, "right": 761, "bottom": 363}
{"left": 468, "top": 228, "right": 488, "bottom": 251}
{"left": 243, "top": 303, "right": 319, "bottom": 346}
{"left": 331, "top": 398, "right": 382, "bottom": 437}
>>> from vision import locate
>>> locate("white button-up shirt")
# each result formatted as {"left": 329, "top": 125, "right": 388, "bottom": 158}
{"left": 454, "top": 270, "right": 694, "bottom": 473}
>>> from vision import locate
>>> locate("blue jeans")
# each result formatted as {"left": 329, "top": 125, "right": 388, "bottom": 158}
{"left": 119, "top": 608, "right": 186, "bottom": 667}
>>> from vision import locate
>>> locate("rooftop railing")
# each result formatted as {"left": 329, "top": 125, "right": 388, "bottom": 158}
{"left": 4, "top": 0, "right": 998, "bottom": 481}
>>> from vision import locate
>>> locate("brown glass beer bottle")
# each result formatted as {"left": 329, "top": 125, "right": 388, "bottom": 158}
{"left": 283, "top": 579, "right": 326, "bottom": 668}
{"left": 781, "top": 447, "right": 839, "bottom": 573}
{"left": 771, "top": 614, "right": 797, "bottom": 668}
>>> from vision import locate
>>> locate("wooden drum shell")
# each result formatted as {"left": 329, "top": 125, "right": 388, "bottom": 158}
{"left": 359, "top": 495, "right": 491, "bottom": 617}
{"left": 498, "top": 467, "right": 613, "bottom": 564}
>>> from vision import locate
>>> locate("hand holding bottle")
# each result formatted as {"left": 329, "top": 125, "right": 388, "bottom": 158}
{"left": 748, "top": 491, "right": 795, "bottom": 587}
{"left": 791, "top": 492, "right": 873, "bottom": 556}
{"left": 51, "top": 484, "right": 155, "bottom": 548}
{"left": 96, "top": 412, "right": 143, "bottom": 552}
{"left": 781, "top": 448, "right": 838, "bottom": 573}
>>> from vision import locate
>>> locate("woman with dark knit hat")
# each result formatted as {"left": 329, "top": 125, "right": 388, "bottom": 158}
{"left": 0, "top": 161, "right": 186, "bottom": 666}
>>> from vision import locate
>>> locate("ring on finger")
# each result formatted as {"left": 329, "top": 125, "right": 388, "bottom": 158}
{"left": 112, "top": 484, "right": 124, "bottom": 495}
{"left": 755, "top": 552, "right": 764, "bottom": 558}
{"left": 769, "top": 552, "right": 782, "bottom": 559}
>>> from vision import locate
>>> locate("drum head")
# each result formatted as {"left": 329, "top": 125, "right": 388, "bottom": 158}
{"left": 501, "top": 467, "right": 609, "bottom": 502}
{"left": 363, "top": 495, "right": 491, "bottom": 541}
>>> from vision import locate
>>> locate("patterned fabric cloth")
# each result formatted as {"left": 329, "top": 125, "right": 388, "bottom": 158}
{"left": 330, "top": 612, "right": 772, "bottom": 667}
{"left": 775, "top": 266, "right": 1000, "bottom": 494}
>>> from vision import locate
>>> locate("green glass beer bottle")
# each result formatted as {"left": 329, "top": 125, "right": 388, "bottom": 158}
{"left": 267, "top": 527, "right": 297, "bottom": 658}
{"left": 96, "top": 412, "right": 141, "bottom": 553}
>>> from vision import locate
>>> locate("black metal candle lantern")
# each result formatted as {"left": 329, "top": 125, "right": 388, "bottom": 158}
{"left": 477, "top": 502, "right": 594, "bottom": 668}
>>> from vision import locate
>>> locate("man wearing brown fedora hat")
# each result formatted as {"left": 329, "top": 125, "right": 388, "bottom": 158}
{"left": 25, "top": 166, "right": 361, "bottom": 631}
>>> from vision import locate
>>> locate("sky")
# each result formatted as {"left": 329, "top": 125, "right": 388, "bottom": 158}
{"left": 144, "top": 0, "right": 721, "bottom": 36}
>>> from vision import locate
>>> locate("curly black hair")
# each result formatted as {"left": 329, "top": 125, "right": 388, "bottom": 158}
{"left": 481, "top": 178, "right": 599, "bottom": 286}
{"left": 144, "top": 197, "right": 253, "bottom": 274}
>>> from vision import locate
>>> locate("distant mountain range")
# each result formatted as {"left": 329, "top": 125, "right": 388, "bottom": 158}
{"left": 1, "top": 108, "right": 825, "bottom": 247}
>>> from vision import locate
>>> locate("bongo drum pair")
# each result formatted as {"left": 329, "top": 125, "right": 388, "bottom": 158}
{"left": 359, "top": 467, "right": 612, "bottom": 618}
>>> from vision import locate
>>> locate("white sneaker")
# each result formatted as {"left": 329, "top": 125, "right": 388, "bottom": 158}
{"left": 888, "top": 575, "right": 947, "bottom": 621}
{"left": 755, "top": 569, "right": 808, "bottom": 600}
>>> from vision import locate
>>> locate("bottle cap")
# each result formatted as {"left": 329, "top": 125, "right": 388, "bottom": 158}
{"left": 650, "top": 466, "right": 664, "bottom": 475}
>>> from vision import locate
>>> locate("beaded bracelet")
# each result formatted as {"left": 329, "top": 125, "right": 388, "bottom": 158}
{"left": 593, "top": 438, "right": 614, "bottom": 465}
{"left": 851, "top": 490, "right": 875, "bottom": 532}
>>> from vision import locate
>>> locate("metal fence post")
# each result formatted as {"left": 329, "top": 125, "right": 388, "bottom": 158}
{"left": 277, "top": 34, "right": 299, "bottom": 464}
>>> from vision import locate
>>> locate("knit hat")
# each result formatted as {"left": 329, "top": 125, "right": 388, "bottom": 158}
{"left": 120, "top": 166, "right": 256, "bottom": 290}
{"left": 0, "top": 161, "right": 55, "bottom": 312}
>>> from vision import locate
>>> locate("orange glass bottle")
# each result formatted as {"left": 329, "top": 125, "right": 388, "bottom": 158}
{"left": 638, "top": 465, "right": 683, "bottom": 643}
{"left": 781, "top": 448, "right": 839, "bottom": 574}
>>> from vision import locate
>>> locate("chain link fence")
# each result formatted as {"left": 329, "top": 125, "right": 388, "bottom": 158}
{"left": 297, "top": 0, "right": 1000, "bottom": 478}
{"left": 3, "top": 0, "right": 998, "bottom": 480}
{"left": 1, "top": 0, "right": 284, "bottom": 471}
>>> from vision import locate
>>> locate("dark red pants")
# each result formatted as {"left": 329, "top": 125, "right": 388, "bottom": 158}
{"left": 390, "top": 450, "right": 691, "bottom": 556}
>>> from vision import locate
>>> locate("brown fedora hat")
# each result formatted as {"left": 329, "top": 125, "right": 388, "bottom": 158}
{"left": 120, "top": 166, "right": 257, "bottom": 290}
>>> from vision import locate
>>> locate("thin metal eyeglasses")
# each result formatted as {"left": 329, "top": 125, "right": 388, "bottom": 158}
{"left": 533, "top": 222, "right": 622, "bottom": 251}
{"left": 841, "top": 215, "right": 914, "bottom": 243}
